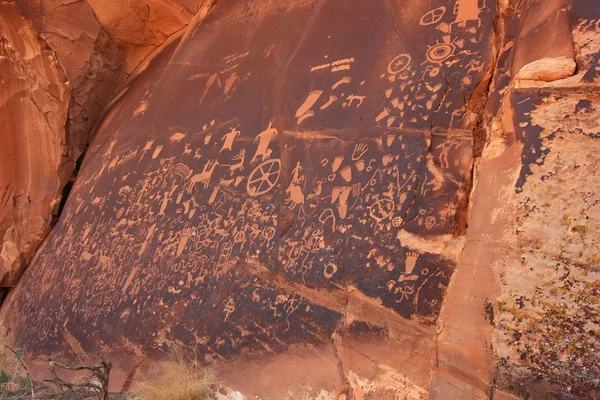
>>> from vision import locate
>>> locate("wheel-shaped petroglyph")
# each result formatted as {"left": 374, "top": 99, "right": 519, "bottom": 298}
{"left": 247, "top": 159, "right": 281, "bottom": 196}
{"left": 387, "top": 53, "right": 411, "bottom": 74}
{"left": 420, "top": 6, "right": 446, "bottom": 26}
{"left": 426, "top": 43, "right": 455, "bottom": 63}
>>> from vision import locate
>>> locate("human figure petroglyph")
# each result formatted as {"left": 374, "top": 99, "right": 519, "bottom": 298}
{"left": 285, "top": 162, "right": 305, "bottom": 209}
{"left": 219, "top": 127, "right": 241, "bottom": 153}
{"left": 187, "top": 160, "right": 219, "bottom": 192}
{"left": 452, "top": 0, "right": 486, "bottom": 28}
{"left": 396, "top": 284, "right": 415, "bottom": 302}
{"left": 251, "top": 119, "right": 277, "bottom": 163}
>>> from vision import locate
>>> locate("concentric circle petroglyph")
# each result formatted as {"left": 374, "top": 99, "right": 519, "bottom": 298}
{"left": 427, "top": 43, "right": 455, "bottom": 63}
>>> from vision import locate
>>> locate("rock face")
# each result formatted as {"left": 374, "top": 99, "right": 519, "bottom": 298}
{"left": 0, "top": 0, "right": 599, "bottom": 399}
{"left": 0, "top": 0, "right": 207, "bottom": 286}
{"left": 432, "top": 1, "right": 600, "bottom": 399}
{"left": 0, "top": 3, "right": 71, "bottom": 285}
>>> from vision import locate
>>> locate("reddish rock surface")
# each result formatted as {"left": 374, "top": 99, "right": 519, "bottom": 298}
{"left": 0, "top": 3, "right": 71, "bottom": 285}
{"left": 0, "top": 0, "right": 599, "bottom": 399}
{"left": 0, "top": 0, "right": 209, "bottom": 287}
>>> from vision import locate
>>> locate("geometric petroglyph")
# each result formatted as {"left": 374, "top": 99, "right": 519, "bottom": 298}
{"left": 247, "top": 159, "right": 281, "bottom": 196}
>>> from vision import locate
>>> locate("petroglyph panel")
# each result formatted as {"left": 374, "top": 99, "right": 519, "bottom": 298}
{"left": 0, "top": 0, "right": 494, "bottom": 383}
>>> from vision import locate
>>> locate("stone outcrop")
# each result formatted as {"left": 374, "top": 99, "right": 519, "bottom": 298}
{"left": 0, "top": 3, "right": 71, "bottom": 285}
{"left": 514, "top": 56, "right": 577, "bottom": 83}
{"left": 85, "top": 0, "right": 210, "bottom": 73}
{"left": 0, "top": 0, "right": 599, "bottom": 399}
{"left": 0, "top": 0, "right": 209, "bottom": 286}
{"left": 432, "top": 1, "right": 600, "bottom": 399}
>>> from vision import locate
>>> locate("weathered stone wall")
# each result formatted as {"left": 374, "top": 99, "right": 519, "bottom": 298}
{"left": 0, "top": 0, "right": 598, "bottom": 399}
{"left": 0, "top": 0, "right": 210, "bottom": 287}
{"left": 0, "top": 3, "right": 71, "bottom": 285}
{"left": 433, "top": 0, "right": 600, "bottom": 399}
{"left": 0, "top": 0, "right": 496, "bottom": 397}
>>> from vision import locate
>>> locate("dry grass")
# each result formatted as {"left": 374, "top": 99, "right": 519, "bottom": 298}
{"left": 133, "top": 352, "right": 216, "bottom": 400}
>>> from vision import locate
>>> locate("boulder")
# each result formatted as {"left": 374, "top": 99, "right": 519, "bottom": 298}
{"left": 515, "top": 56, "right": 577, "bottom": 82}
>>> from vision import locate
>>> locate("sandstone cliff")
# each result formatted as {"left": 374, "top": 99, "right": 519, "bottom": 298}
{"left": 0, "top": 0, "right": 209, "bottom": 286}
{"left": 0, "top": 0, "right": 598, "bottom": 399}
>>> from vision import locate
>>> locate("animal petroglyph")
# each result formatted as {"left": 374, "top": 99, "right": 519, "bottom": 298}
{"left": 188, "top": 160, "right": 219, "bottom": 192}
{"left": 223, "top": 149, "right": 246, "bottom": 175}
